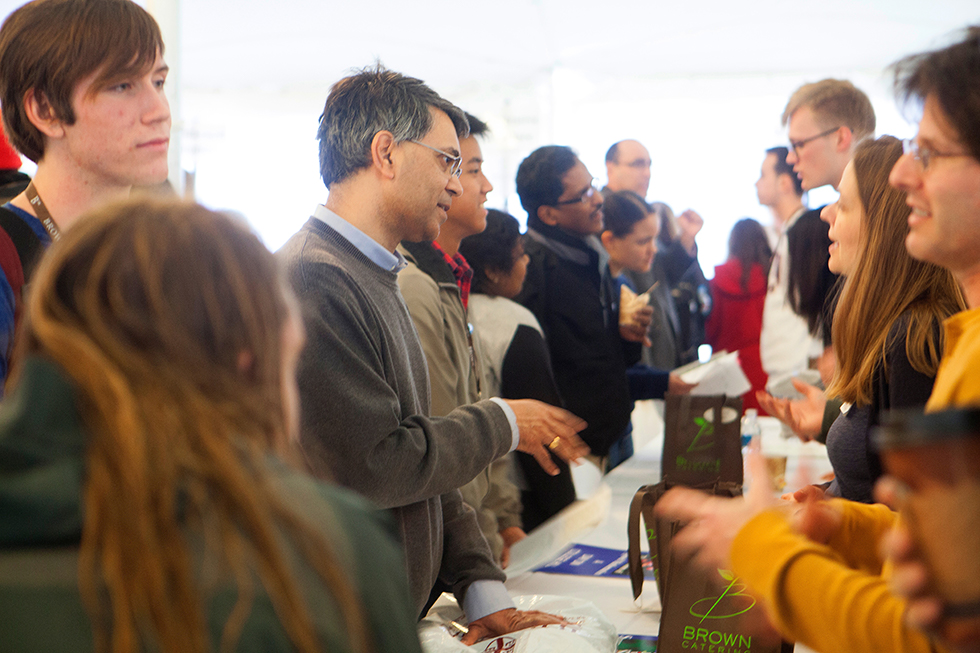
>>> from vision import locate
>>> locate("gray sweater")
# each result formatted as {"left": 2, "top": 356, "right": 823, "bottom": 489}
{"left": 277, "top": 217, "right": 512, "bottom": 615}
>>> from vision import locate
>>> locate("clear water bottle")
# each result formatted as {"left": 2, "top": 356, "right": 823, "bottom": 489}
{"left": 741, "top": 408, "right": 760, "bottom": 450}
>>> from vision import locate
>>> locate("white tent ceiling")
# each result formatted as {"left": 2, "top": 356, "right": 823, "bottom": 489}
{"left": 2, "top": 0, "right": 979, "bottom": 260}
{"left": 175, "top": 0, "right": 980, "bottom": 95}
{"left": 173, "top": 0, "right": 980, "bottom": 257}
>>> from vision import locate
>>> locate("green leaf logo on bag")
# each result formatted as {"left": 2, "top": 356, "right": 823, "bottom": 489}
{"left": 687, "top": 416, "right": 715, "bottom": 452}
{"left": 689, "top": 569, "right": 757, "bottom": 622}
{"left": 675, "top": 454, "right": 721, "bottom": 474}
{"left": 678, "top": 570, "right": 758, "bottom": 651}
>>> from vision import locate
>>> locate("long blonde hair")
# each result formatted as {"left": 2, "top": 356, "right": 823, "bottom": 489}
{"left": 11, "top": 199, "right": 371, "bottom": 653}
{"left": 827, "top": 136, "right": 965, "bottom": 405}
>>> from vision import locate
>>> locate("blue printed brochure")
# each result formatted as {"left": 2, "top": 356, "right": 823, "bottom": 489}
{"left": 534, "top": 543, "right": 656, "bottom": 579}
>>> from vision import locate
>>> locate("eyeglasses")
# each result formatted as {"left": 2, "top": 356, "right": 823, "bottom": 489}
{"left": 617, "top": 158, "right": 652, "bottom": 169}
{"left": 789, "top": 127, "right": 840, "bottom": 154}
{"left": 902, "top": 138, "right": 972, "bottom": 171}
{"left": 408, "top": 140, "right": 462, "bottom": 178}
{"left": 555, "top": 183, "right": 599, "bottom": 206}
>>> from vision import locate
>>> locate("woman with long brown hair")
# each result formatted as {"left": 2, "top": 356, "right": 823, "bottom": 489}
{"left": 653, "top": 135, "right": 968, "bottom": 653}
{"left": 0, "top": 199, "right": 422, "bottom": 652}
{"left": 819, "top": 135, "right": 964, "bottom": 502}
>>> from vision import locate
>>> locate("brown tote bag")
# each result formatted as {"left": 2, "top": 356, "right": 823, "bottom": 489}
{"left": 626, "top": 393, "right": 793, "bottom": 652}
{"left": 661, "top": 394, "right": 744, "bottom": 487}
{"left": 627, "top": 481, "right": 791, "bottom": 653}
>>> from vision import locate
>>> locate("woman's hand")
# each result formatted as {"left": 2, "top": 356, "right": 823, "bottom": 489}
{"left": 668, "top": 373, "right": 697, "bottom": 395}
{"left": 756, "top": 378, "right": 827, "bottom": 441}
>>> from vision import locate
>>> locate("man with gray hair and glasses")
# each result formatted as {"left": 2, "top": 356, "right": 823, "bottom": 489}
{"left": 278, "top": 65, "right": 587, "bottom": 642}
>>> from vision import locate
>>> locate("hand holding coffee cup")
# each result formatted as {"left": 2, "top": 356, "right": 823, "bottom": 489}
{"left": 875, "top": 408, "right": 980, "bottom": 649}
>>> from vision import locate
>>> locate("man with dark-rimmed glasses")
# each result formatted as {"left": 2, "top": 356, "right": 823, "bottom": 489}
{"left": 890, "top": 26, "right": 980, "bottom": 411}
{"left": 515, "top": 145, "right": 652, "bottom": 471}
{"left": 783, "top": 79, "right": 875, "bottom": 190}
{"left": 782, "top": 79, "right": 876, "bottom": 192}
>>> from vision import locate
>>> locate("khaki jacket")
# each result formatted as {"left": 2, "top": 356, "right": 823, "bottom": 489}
{"left": 398, "top": 242, "right": 522, "bottom": 560}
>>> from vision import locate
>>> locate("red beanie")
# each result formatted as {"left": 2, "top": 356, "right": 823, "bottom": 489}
{"left": 0, "top": 111, "right": 23, "bottom": 170}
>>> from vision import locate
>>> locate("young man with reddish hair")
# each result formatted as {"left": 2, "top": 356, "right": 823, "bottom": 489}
{"left": 0, "top": 0, "right": 171, "bottom": 384}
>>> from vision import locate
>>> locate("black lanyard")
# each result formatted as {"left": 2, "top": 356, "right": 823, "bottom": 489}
{"left": 24, "top": 182, "right": 60, "bottom": 242}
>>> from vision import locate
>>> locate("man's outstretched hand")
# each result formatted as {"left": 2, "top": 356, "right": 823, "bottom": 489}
{"left": 461, "top": 608, "right": 568, "bottom": 645}
{"left": 506, "top": 399, "right": 589, "bottom": 476}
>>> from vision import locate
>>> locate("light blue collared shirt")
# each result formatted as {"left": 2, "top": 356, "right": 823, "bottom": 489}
{"left": 310, "top": 204, "right": 517, "bottom": 619}
{"left": 312, "top": 204, "right": 407, "bottom": 272}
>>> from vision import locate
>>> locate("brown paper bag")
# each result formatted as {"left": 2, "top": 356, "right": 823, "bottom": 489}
{"left": 657, "top": 535, "right": 791, "bottom": 653}
{"left": 662, "top": 394, "right": 744, "bottom": 486}
{"left": 627, "top": 480, "right": 741, "bottom": 602}
{"left": 627, "top": 480, "right": 793, "bottom": 653}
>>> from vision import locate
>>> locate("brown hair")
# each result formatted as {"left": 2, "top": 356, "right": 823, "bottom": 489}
{"left": 0, "top": 0, "right": 164, "bottom": 163}
{"left": 727, "top": 218, "right": 772, "bottom": 292}
{"left": 11, "top": 199, "right": 371, "bottom": 653}
{"left": 781, "top": 79, "right": 876, "bottom": 141}
{"left": 827, "top": 136, "right": 965, "bottom": 405}
{"left": 893, "top": 26, "right": 980, "bottom": 163}
{"left": 649, "top": 201, "right": 678, "bottom": 244}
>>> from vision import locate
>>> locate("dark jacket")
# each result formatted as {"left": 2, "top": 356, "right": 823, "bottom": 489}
{"left": 0, "top": 356, "right": 423, "bottom": 652}
{"left": 787, "top": 206, "right": 839, "bottom": 342}
{"left": 516, "top": 220, "right": 640, "bottom": 456}
{"left": 625, "top": 239, "right": 707, "bottom": 369}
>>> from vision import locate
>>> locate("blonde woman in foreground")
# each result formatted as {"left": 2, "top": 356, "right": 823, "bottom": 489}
{"left": 0, "top": 199, "right": 422, "bottom": 653}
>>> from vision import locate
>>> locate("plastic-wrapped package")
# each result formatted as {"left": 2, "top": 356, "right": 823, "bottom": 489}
{"left": 418, "top": 594, "right": 618, "bottom": 653}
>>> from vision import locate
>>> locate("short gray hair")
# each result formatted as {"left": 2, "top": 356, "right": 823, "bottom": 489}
{"left": 317, "top": 65, "right": 469, "bottom": 188}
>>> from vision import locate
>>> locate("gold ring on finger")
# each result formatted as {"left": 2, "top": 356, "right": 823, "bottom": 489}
{"left": 548, "top": 436, "right": 561, "bottom": 450}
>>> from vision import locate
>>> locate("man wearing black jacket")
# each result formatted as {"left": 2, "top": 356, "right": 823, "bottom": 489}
{"left": 516, "top": 145, "right": 651, "bottom": 467}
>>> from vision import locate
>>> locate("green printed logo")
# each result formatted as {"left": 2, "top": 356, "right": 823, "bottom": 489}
{"left": 645, "top": 527, "right": 659, "bottom": 579}
{"left": 689, "top": 569, "right": 756, "bottom": 623}
{"left": 675, "top": 455, "right": 721, "bottom": 474}
{"left": 687, "top": 416, "right": 715, "bottom": 452}
{"left": 683, "top": 625, "right": 752, "bottom": 651}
